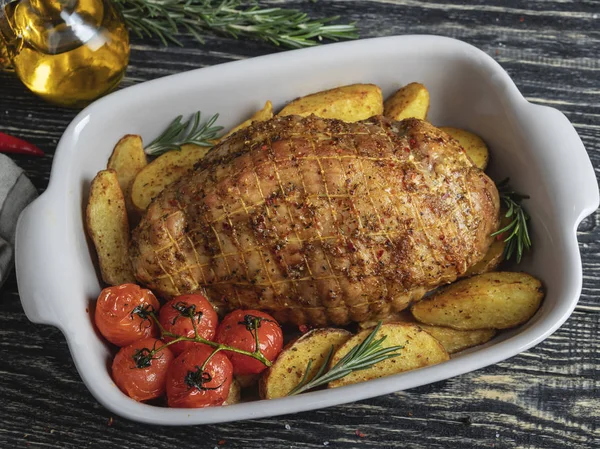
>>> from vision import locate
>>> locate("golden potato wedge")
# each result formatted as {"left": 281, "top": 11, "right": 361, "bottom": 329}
{"left": 278, "top": 84, "right": 383, "bottom": 122}
{"left": 328, "top": 323, "right": 449, "bottom": 388}
{"left": 439, "top": 127, "right": 489, "bottom": 170}
{"left": 131, "top": 144, "right": 210, "bottom": 211}
{"left": 411, "top": 272, "right": 544, "bottom": 330}
{"left": 383, "top": 82, "right": 430, "bottom": 121}
{"left": 223, "top": 378, "right": 241, "bottom": 406}
{"left": 464, "top": 238, "right": 505, "bottom": 277}
{"left": 259, "top": 328, "right": 351, "bottom": 399}
{"left": 358, "top": 310, "right": 415, "bottom": 330}
{"left": 107, "top": 134, "right": 147, "bottom": 220}
{"left": 220, "top": 101, "right": 273, "bottom": 141}
{"left": 86, "top": 169, "right": 135, "bottom": 285}
{"left": 418, "top": 325, "right": 496, "bottom": 354}
{"left": 359, "top": 313, "right": 495, "bottom": 354}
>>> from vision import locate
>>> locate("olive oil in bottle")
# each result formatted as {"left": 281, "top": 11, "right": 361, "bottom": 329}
{"left": 0, "top": 0, "right": 129, "bottom": 107}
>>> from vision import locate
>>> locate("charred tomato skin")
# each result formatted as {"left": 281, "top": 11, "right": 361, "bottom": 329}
{"left": 166, "top": 345, "right": 233, "bottom": 408}
{"left": 158, "top": 294, "right": 219, "bottom": 355}
{"left": 95, "top": 283, "right": 160, "bottom": 347}
{"left": 112, "top": 337, "right": 174, "bottom": 402}
{"left": 215, "top": 310, "right": 283, "bottom": 375}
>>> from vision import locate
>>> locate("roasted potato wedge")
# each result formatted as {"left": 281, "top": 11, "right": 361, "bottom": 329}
{"left": 260, "top": 328, "right": 351, "bottom": 399}
{"left": 328, "top": 323, "right": 449, "bottom": 388}
{"left": 131, "top": 144, "right": 210, "bottom": 211}
{"left": 221, "top": 101, "right": 273, "bottom": 141}
{"left": 223, "top": 378, "right": 241, "bottom": 406}
{"left": 464, "top": 238, "right": 505, "bottom": 277}
{"left": 86, "top": 169, "right": 135, "bottom": 285}
{"left": 439, "top": 127, "right": 489, "bottom": 170}
{"left": 358, "top": 310, "right": 415, "bottom": 330}
{"left": 418, "top": 325, "right": 496, "bottom": 354}
{"left": 383, "top": 82, "right": 430, "bottom": 121}
{"left": 107, "top": 134, "right": 147, "bottom": 219}
{"left": 359, "top": 312, "right": 496, "bottom": 354}
{"left": 411, "top": 272, "right": 544, "bottom": 330}
{"left": 278, "top": 84, "right": 383, "bottom": 122}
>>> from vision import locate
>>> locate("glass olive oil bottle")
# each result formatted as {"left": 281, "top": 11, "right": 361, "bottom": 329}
{"left": 0, "top": 0, "right": 129, "bottom": 107}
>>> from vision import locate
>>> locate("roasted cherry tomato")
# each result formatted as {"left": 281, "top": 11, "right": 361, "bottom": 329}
{"left": 166, "top": 345, "right": 233, "bottom": 408}
{"left": 95, "top": 283, "right": 160, "bottom": 347}
{"left": 215, "top": 310, "right": 283, "bottom": 375}
{"left": 112, "top": 337, "right": 174, "bottom": 402}
{"left": 158, "top": 294, "right": 218, "bottom": 355}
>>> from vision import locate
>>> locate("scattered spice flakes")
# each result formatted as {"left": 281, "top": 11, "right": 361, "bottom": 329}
{"left": 407, "top": 411, "right": 413, "bottom": 417}
{"left": 355, "top": 429, "right": 366, "bottom": 438}
{"left": 107, "top": 416, "right": 114, "bottom": 426}
{"left": 218, "top": 440, "right": 226, "bottom": 446}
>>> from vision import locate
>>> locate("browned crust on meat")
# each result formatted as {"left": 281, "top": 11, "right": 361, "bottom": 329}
{"left": 130, "top": 115, "right": 499, "bottom": 325}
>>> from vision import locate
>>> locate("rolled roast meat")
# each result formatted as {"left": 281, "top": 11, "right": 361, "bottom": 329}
{"left": 130, "top": 115, "right": 500, "bottom": 325}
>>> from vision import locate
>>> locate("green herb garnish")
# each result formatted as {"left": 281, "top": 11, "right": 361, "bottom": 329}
{"left": 287, "top": 321, "right": 404, "bottom": 396}
{"left": 115, "top": 0, "right": 359, "bottom": 49}
{"left": 144, "top": 111, "right": 223, "bottom": 156}
{"left": 492, "top": 178, "right": 532, "bottom": 263}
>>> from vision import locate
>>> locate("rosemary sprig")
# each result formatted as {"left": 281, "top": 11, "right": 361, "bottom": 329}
{"left": 114, "top": 0, "right": 358, "bottom": 48}
{"left": 144, "top": 111, "right": 223, "bottom": 156}
{"left": 492, "top": 179, "right": 532, "bottom": 263}
{"left": 287, "top": 322, "right": 404, "bottom": 396}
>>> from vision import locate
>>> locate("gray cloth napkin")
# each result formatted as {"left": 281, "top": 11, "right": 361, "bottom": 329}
{"left": 0, "top": 154, "right": 38, "bottom": 288}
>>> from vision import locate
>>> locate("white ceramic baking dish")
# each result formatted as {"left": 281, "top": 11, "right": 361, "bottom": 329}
{"left": 15, "top": 35, "right": 599, "bottom": 425}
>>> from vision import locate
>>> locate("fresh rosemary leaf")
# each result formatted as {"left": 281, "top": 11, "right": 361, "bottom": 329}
{"left": 287, "top": 322, "right": 404, "bottom": 396}
{"left": 114, "top": 0, "right": 358, "bottom": 49}
{"left": 144, "top": 111, "right": 223, "bottom": 156}
{"left": 492, "top": 178, "right": 532, "bottom": 264}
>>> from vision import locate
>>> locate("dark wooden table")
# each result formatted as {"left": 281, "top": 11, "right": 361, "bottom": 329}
{"left": 1, "top": 1, "right": 599, "bottom": 448}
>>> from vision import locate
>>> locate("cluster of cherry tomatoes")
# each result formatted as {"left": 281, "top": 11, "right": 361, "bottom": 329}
{"left": 94, "top": 283, "right": 283, "bottom": 408}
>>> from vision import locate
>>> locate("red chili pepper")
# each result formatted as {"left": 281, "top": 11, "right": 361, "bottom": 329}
{"left": 0, "top": 132, "right": 44, "bottom": 157}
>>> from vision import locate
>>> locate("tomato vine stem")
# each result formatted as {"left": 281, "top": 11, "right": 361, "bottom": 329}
{"left": 131, "top": 311, "right": 272, "bottom": 369}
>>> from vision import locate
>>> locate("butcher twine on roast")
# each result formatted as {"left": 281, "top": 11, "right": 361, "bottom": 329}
{"left": 130, "top": 115, "right": 500, "bottom": 325}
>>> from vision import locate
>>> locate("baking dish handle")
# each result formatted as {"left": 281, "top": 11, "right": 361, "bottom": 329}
{"left": 523, "top": 104, "right": 599, "bottom": 227}
{"left": 15, "top": 193, "right": 64, "bottom": 326}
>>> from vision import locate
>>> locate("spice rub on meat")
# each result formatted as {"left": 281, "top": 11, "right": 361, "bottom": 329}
{"left": 130, "top": 115, "right": 500, "bottom": 325}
